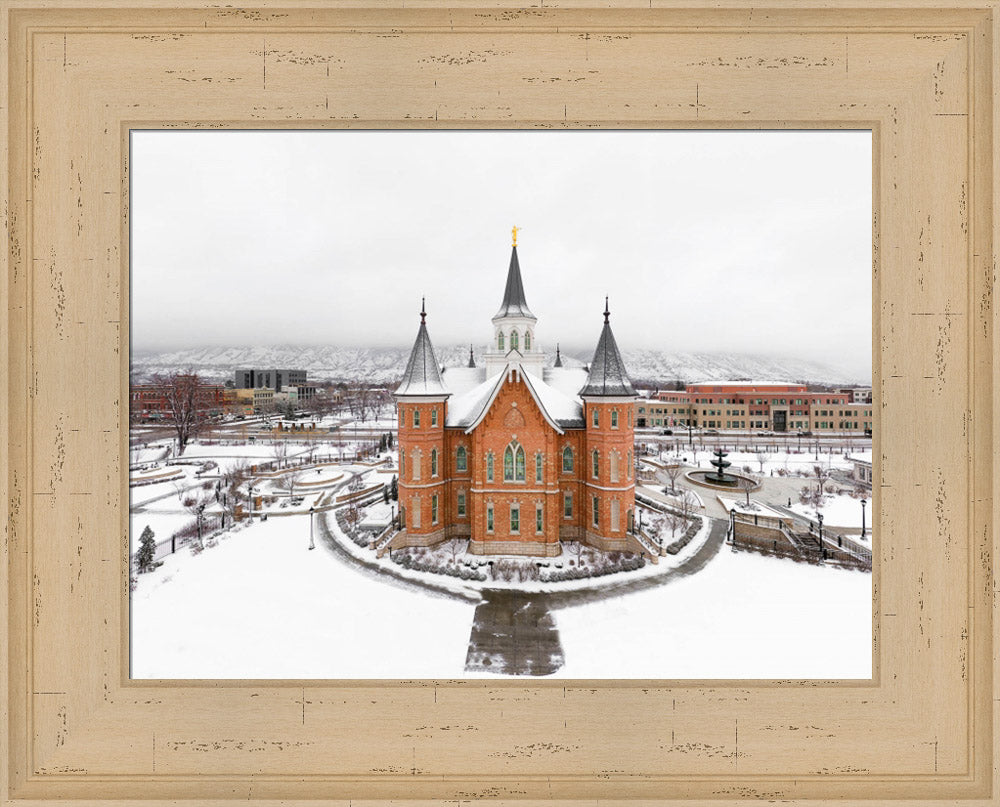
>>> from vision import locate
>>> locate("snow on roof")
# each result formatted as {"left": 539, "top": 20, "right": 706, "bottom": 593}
{"left": 523, "top": 370, "right": 584, "bottom": 429}
{"left": 446, "top": 371, "right": 507, "bottom": 428}
{"left": 440, "top": 366, "right": 487, "bottom": 396}
{"left": 543, "top": 366, "right": 589, "bottom": 398}
{"left": 395, "top": 320, "right": 449, "bottom": 397}
{"left": 445, "top": 362, "right": 584, "bottom": 433}
{"left": 848, "top": 451, "right": 873, "bottom": 464}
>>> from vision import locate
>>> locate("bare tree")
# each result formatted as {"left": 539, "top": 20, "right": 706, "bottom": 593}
{"left": 272, "top": 439, "right": 288, "bottom": 470}
{"left": 442, "top": 537, "right": 467, "bottom": 564}
{"left": 153, "top": 371, "right": 209, "bottom": 456}
{"left": 679, "top": 489, "right": 698, "bottom": 523}
{"left": 278, "top": 468, "right": 304, "bottom": 498}
{"left": 738, "top": 475, "right": 757, "bottom": 507}
{"left": 756, "top": 452, "right": 769, "bottom": 473}
{"left": 179, "top": 485, "right": 215, "bottom": 549}
{"left": 813, "top": 464, "right": 831, "bottom": 495}
{"left": 664, "top": 465, "right": 682, "bottom": 495}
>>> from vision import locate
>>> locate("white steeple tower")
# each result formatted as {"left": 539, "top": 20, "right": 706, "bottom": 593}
{"left": 484, "top": 228, "right": 545, "bottom": 378}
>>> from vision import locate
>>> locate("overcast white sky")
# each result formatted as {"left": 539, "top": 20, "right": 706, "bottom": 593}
{"left": 132, "top": 130, "right": 872, "bottom": 377}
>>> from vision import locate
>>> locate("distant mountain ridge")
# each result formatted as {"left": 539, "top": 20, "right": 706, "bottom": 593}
{"left": 131, "top": 344, "right": 869, "bottom": 387}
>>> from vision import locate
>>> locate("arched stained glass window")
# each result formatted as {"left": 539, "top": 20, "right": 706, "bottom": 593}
{"left": 562, "top": 446, "right": 574, "bottom": 472}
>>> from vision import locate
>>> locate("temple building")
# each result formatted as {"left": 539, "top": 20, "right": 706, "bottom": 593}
{"left": 392, "top": 231, "right": 640, "bottom": 557}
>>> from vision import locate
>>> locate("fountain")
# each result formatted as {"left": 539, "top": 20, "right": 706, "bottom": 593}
{"left": 686, "top": 447, "right": 742, "bottom": 489}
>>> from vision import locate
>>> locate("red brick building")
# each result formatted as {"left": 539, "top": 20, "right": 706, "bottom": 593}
{"left": 130, "top": 377, "right": 230, "bottom": 422}
{"left": 394, "top": 243, "right": 638, "bottom": 557}
{"left": 640, "top": 381, "right": 873, "bottom": 434}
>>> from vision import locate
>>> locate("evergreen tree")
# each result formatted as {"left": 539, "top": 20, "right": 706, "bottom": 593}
{"left": 137, "top": 525, "right": 156, "bottom": 573}
{"left": 382, "top": 485, "right": 390, "bottom": 504}
{"left": 390, "top": 475, "right": 398, "bottom": 501}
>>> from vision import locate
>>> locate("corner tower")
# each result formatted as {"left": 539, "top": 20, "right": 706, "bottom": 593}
{"left": 579, "top": 299, "right": 638, "bottom": 551}
{"left": 394, "top": 299, "right": 450, "bottom": 546}
{"left": 484, "top": 228, "right": 545, "bottom": 378}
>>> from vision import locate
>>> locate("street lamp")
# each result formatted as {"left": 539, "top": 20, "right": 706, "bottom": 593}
{"left": 196, "top": 503, "right": 205, "bottom": 546}
{"left": 248, "top": 485, "right": 255, "bottom": 522}
{"left": 817, "top": 512, "right": 825, "bottom": 560}
{"left": 860, "top": 498, "right": 867, "bottom": 540}
{"left": 309, "top": 505, "right": 316, "bottom": 550}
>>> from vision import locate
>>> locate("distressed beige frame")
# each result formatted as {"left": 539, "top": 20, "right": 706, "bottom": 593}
{"left": 1, "top": 1, "right": 996, "bottom": 804}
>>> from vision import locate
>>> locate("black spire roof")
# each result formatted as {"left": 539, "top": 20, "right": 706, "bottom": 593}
{"left": 468, "top": 345, "right": 476, "bottom": 368}
{"left": 579, "top": 299, "right": 636, "bottom": 397}
{"left": 493, "top": 246, "right": 535, "bottom": 320}
{"left": 554, "top": 344, "right": 563, "bottom": 367}
{"left": 395, "top": 300, "right": 448, "bottom": 397}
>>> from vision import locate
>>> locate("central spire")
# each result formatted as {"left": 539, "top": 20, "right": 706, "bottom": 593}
{"left": 493, "top": 241, "right": 535, "bottom": 320}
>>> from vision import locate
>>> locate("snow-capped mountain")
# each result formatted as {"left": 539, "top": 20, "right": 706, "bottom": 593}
{"left": 131, "top": 344, "right": 869, "bottom": 387}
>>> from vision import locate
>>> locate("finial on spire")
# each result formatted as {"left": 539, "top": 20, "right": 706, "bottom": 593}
{"left": 468, "top": 344, "right": 476, "bottom": 368}
{"left": 511, "top": 225, "right": 518, "bottom": 247}
{"left": 554, "top": 343, "right": 563, "bottom": 368}
{"left": 421, "top": 297, "right": 426, "bottom": 324}
{"left": 603, "top": 296, "right": 610, "bottom": 324}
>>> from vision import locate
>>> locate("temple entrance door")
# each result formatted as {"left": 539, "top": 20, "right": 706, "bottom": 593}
{"left": 773, "top": 410, "right": 787, "bottom": 432}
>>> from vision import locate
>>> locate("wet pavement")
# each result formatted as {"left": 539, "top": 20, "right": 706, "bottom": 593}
{"left": 464, "top": 591, "right": 564, "bottom": 676}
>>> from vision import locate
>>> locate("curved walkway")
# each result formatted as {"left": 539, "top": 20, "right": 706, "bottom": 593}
{"left": 314, "top": 509, "right": 731, "bottom": 610}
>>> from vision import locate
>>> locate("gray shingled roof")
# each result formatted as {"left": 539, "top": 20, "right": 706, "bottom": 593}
{"left": 395, "top": 318, "right": 449, "bottom": 397}
{"left": 493, "top": 246, "right": 535, "bottom": 319}
{"left": 579, "top": 315, "right": 636, "bottom": 397}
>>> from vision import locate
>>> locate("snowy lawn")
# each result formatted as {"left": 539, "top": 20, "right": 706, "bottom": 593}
{"left": 790, "top": 492, "right": 872, "bottom": 532}
{"left": 131, "top": 516, "right": 474, "bottom": 678}
{"left": 553, "top": 547, "right": 872, "bottom": 679}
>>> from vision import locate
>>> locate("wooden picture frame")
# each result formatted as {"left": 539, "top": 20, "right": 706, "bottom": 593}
{"left": 1, "top": 1, "right": 995, "bottom": 803}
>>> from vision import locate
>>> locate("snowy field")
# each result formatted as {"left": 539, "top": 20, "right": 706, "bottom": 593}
{"left": 553, "top": 548, "right": 871, "bottom": 679}
{"left": 131, "top": 517, "right": 471, "bottom": 678}
{"left": 790, "top": 492, "right": 872, "bottom": 531}
{"left": 131, "top": 509, "right": 872, "bottom": 679}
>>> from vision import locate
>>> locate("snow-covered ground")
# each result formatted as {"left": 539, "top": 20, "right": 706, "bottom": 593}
{"left": 790, "top": 492, "right": 871, "bottom": 531}
{"left": 131, "top": 507, "right": 871, "bottom": 679}
{"left": 554, "top": 547, "right": 872, "bottom": 679}
{"left": 672, "top": 449, "right": 856, "bottom": 477}
{"left": 131, "top": 517, "right": 472, "bottom": 678}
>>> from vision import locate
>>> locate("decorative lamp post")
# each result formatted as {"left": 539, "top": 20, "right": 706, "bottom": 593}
{"left": 860, "top": 498, "right": 868, "bottom": 540}
{"left": 196, "top": 503, "right": 205, "bottom": 545}
{"left": 309, "top": 505, "right": 316, "bottom": 550}
{"left": 248, "top": 485, "right": 255, "bottom": 522}
{"left": 817, "top": 512, "right": 825, "bottom": 560}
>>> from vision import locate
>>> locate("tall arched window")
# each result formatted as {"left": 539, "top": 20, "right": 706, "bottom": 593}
{"left": 609, "top": 450, "right": 619, "bottom": 483}
{"left": 524, "top": 331, "right": 531, "bottom": 350}
{"left": 497, "top": 332, "right": 505, "bottom": 351}
{"left": 504, "top": 442, "right": 525, "bottom": 481}
{"left": 592, "top": 449, "right": 599, "bottom": 479}
{"left": 430, "top": 448, "right": 438, "bottom": 477}
{"left": 510, "top": 331, "right": 519, "bottom": 351}
{"left": 627, "top": 450, "right": 632, "bottom": 479}
{"left": 456, "top": 445, "right": 467, "bottom": 472}
{"left": 486, "top": 452, "right": 494, "bottom": 482}
{"left": 562, "top": 446, "right": 574, "bottom": 473}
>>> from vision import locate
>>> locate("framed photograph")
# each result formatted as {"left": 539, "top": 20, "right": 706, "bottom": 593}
{"left": 2, "top": 1, "right": 996, "bottom": 804}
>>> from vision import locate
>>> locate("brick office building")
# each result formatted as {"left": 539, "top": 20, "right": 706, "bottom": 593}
{"left": 638, "top": 381, "right": 873, "bottom": 434}
{"left": 393, "top": 239, "right": 638, "bottom": 558}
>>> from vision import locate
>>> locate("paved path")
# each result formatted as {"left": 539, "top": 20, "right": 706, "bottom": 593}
{"left": 465, "top": 591, "right": 564, "bottom": 676}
